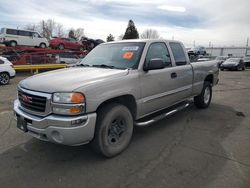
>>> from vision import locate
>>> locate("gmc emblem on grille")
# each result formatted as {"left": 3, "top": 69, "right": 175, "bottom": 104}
{"left": 21, "top": 95, "right": 32, "bottom": 103}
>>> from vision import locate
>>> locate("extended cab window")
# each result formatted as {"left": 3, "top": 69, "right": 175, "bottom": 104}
{"left": 145, "top": 43, "right": 171, "bottom": 67}
{"left": 0, "top": 59, "right": 4, "bottom": 64}
{"left": 169, "top": 42, "right": 187, "bottom": 66}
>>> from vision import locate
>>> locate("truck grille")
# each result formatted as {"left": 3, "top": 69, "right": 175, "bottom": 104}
{"left": 18, "top": 90, "right": 47, "bottom": 112}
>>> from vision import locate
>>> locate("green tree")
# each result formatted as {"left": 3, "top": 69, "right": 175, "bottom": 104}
{"left": 122, "top": 20, "right": 139, "bottom": 40}
{"left": 106, "top": 34, "right": 115, "bottom": 42}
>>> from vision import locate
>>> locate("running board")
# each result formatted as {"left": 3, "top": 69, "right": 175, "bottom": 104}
{"left": 135, "top": 102, "right": 190, "bottom": 127}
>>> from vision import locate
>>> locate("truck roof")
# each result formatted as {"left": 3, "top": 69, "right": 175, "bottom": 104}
{"left": 105, "top": 39, "right": 183, "bottom": 44}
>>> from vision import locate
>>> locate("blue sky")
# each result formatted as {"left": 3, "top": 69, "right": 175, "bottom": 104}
{"left": 0, "top": 0, "right": 249, "bottom": 47}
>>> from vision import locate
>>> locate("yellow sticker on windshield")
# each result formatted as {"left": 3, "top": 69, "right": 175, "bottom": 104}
{"left": 123, "top": 51, "right": 134, "bottom": 60}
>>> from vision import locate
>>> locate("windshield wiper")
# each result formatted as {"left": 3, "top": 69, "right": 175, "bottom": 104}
{"left": 77, "top": 64, "right": 91, "bottom": 67}
{"left": 92, "top": 64, "right": 116, "bottom": 69}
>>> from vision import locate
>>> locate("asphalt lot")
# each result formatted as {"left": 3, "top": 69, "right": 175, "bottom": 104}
{"left": 0, "top": 70, "right": 249, "bottom": 188}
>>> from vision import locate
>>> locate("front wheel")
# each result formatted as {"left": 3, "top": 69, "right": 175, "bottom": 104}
{"left": 39, "top": 43, "right": 46, "bottom": 48}
{"left": 0, "top": 72, "right": 10, "bottom": 85}
{"left": 91, "top": 103, "right": 133, "bottom": 157}
{"left": 194, "top": 81, "right": 212, "bottom": 108}
{"left": 58, "top": 44, "right": 64, "bottom": 50}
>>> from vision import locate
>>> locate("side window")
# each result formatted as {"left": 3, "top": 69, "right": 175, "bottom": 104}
{"left": 145, "top": 43, "right": 172, "bottom": 67}
{"left": 169, "top": 42, "right": 187, "bottom": 66}
{"left": 6, "top": 29, "right": 18, "bottom": 35}
{"left": 32, "top": 32, "right": 39, "bottom": 38}
{"left": 0, "top": 59, "right": 4, "bottom": 64}
{"left": 18, "top": 30, "right": 31, "bottom": 37}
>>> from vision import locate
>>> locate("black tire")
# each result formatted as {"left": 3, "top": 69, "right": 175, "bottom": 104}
{"left": 39, "top": 43, "right": 46, "bottom": 48}
{"left": 0, "top": 72, "right": 10, "bottom": 85}
{"left": 220, "top": 68, "right": 224, "bottom": 71}
{"left": 58, "top": 44, "right": 64, "bottom": 50}
{"left": 194, "top": 81, "right": 212, "bottom": 109}
{"left": 10, "top": 41, "right": 17, "bottom": 47}
{"left": 242, "top": 66, "right": 246, "bottom": 71}
{"left": 91, "top": 103, "right": 133, "bottom": 157}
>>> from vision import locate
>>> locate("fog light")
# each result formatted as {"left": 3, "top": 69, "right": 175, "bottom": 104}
{"left": 71, "top": 118, "right": 86, "bottom": 125}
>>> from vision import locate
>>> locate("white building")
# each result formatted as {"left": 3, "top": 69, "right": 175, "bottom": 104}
{"left": 206, "top": 47, "right": 250, "bottom": 57}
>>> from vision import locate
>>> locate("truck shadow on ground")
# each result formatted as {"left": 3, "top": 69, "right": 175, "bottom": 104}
{"left": 0, "top": 103, "right": 246, "bottom": 188}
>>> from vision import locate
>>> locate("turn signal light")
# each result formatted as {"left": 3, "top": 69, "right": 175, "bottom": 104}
{"left": 71, "top": 93, "right": 85, "bottom": 103}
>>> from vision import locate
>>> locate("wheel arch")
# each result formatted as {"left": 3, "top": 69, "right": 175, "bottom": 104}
{"left": 96, "top": 95, "right": 137, "bottom": 120}
{"left": 204, "top": 74, "right": 213, "bottom": 85}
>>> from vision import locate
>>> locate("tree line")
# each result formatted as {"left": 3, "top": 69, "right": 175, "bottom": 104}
{"left": 23, "top": 19, "right": 160, "bottom": 42}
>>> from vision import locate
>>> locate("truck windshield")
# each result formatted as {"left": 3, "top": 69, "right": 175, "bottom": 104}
{"left": 79, "top": 42, "right": 145, "bottom": 69}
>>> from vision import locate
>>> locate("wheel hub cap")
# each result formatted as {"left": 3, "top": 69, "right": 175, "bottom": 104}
{"left": 108, "top": 118, "right": 127, "bottom": 144}
{"left": 204, "top": 87, "right": 210, "bottom": 104}
{"left": 0, "top": 74, "right": 9, "bottom": 84}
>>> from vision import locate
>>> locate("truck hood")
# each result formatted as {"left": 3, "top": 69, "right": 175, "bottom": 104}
{"left": 19, "top": 67, "right": 129, "bottom": 93}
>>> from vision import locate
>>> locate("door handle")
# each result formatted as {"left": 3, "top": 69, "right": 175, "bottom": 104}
{"left": 171, "top": 72, "right": 177, "bottom": 78}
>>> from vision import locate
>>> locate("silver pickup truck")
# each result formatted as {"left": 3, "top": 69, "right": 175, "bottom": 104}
{"left": 14, "top": 39, "right": 219, "bottom": 157}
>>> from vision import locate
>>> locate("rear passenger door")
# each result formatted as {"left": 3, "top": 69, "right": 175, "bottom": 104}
{"left": 168, "top": 42, "right": 193, "bottom": 100}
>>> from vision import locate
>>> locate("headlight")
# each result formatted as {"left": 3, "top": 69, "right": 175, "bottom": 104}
{"left": 53, "top": 92, "right": 85, "bottom": 104}
{"left": 52, "top": 92, "right": 85, "bottom": 115}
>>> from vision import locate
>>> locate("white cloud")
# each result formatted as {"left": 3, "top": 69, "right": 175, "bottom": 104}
{"left": 157, "top": 5, "right": 186, "bottom": 12}
{"left": 0, "top": 0, "right": 249, "bottom": 46}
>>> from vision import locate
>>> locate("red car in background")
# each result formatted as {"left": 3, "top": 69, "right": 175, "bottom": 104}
{"left": 49, "top": 37, "right": 85, "bottom": 51}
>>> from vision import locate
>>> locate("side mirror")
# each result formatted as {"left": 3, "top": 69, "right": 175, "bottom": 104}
{"left": 144, "top": 58, "right": 165, "bottom": 71}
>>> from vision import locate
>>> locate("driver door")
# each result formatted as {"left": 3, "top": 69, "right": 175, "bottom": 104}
{"left": 139, "top": 42, "right": 180, "bottom": 116}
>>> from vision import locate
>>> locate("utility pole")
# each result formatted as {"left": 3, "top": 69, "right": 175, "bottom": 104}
{"left": 245, "top": 37, "right": 249, "bottom": 56}
{"left": 193, "top": 40, "right": 196, "bottom": 47}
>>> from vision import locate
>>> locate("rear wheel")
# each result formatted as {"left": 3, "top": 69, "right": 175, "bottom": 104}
{"left": 0, "top": 72, "right": 10, "bottom": 85}
{"left": 242, "top": 66, "right": 246, "bottom": 71}
{"left": 194, "top": 81, "right": 212, "bottom": 109}
{"left": 10, "top": 41, "right": 17, "bottom": 47}
{"left": 91, "top": 103, "right": 133, "bottom": 157}
{"left": 220, "top": 68, "right": 224, "bottom": 71}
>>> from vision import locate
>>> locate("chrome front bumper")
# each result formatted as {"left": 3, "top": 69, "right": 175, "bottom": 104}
{"left": 13, "top": 100, "right": 97, "bottom": 146}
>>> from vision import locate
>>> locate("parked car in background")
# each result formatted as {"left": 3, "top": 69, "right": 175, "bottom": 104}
{"left": 215, "top": 56, "right": 229, "bottom": 67}
{"left": 188, "top": 46, "right": 206, "bottom": 56}
{"left": 243, "top": 56, "right": 250, "bottom": 67}
{"left": 50, "top": 37, "right": 84, "bottom": 51}
{"left": 0, "top": 28, "right": 49, "bottom": 48}
{"left": 0, "top": 56, "right": 16, "bottom": 85}
{"left": 197, "top": 57, "right": 211, "bottom": 62}
{"left": 220, "top": 58, "right": 245, "bottom": 71}
{"left": 56, "top": 52, "right": 82, "bottom": 64}
{"left": 81, "top": 37, "right": 104, "bottom": 51}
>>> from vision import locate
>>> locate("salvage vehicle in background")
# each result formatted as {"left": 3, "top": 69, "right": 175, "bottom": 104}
{"left": 0, "top": 28, "right": 49, "bottom": 48}
{"left": 215, "top": 56, "right": 229, "bottom": 67}
{"left": 187, "top": 46, "right": 206, "bottom": 56}
{"left": 243, "top": 56, "right": 250, "bottom": 67}
{"left": 56, "top": 52, "right": 83, "bottom": 64}
{"left": 0, "top": 56, "right": 15, "bottom": 85}
{"left": 50, "top": 37, "right": 85, "bottom": 51}
{"left": 14, "top": 39, "right": 219, "bottom": 157}
{"left": 220, "top": 58, "right": 246, "bottom": 71}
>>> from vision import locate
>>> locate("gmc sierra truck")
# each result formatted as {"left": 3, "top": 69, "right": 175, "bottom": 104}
{"left": 14, "top": 39, "right": 219, "bottom": 157}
